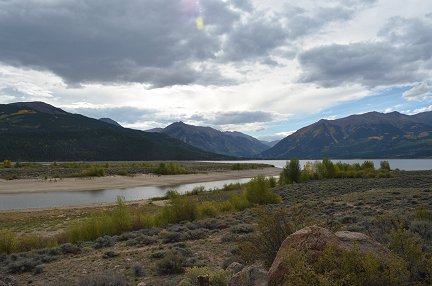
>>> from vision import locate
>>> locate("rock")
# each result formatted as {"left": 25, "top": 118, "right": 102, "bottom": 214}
{"left": 268, "top": 226, "right": 390, "bottom": 286}
{"left": 227, "top": 263, "right": 267, "bottom": 286}
{"left": 225, "top": 262, "right": 243, "bottom": 275}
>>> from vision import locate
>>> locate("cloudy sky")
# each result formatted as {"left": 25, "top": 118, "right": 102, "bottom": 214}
{"left": 1, "top": 0, "right": 432, "bottom": 141}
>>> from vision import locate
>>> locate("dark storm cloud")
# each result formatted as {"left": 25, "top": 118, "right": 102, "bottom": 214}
{"left": 0, "top": 0, "right": 376, "bottom": 87}
{"left": 298, "top": 17, "right": 432, "bottom": 88}
{"left": 0, "top": 0, "right": 232, "bottom": 87}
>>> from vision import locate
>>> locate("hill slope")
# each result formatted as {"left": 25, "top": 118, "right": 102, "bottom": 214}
{"left": 149, "top": 122, "right": 269, "bottom": 157}
{"left": 262, "top": 111, "right": 432, "bottom": 159}
{"left": 0, "top": 102, "right": 228, "bottom": 161}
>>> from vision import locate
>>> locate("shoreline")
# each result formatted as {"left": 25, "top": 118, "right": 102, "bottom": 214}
{"left": 0, "top": 167, "right": 281, "bottom": 194}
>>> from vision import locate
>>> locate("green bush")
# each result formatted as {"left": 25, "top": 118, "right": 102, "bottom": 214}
{"left": 361, "top": 160, "right": 375, "bottom": 170}
{"left": 180, "top": 267, "right": 228, "bottom": 286}
{"left": 380, "top": 160, "right": 391, "bottom": 171}
{"left": 244, "top": 175, "right": 282, "bottom": 205}
{"left": 280, "top": 158, "right": 301, "bottom": 184}
{"left": 197, "top": 201, "right": 220, "bottom": 218}
{"left": 3, "top": 160, "right": 12, "bottom": 168}
{"left": 68, "top": 197, "right": 132, "bottom": 242}
{"left": 68, "top": 167, "right": 105, "bottom": 177}
{"left": 157, "top": 192, "right": 198, "bottom": 224}
{"left": 0, "top": 229, "right": 18, "bottom": 254}
{"left": 280, "top": 244, "right": 409, "bottom": 286}
{"left": 229, "top": 194, "right": 251, "bottom": 211}
{"left": 388, "top": 229, "right": 430, "bottom": 283}
{"left": 154, "top": 162, "right": 187, "bottom": 175}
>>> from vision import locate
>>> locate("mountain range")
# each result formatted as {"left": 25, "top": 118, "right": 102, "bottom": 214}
{"left": 1, "top": 101, "right": 431, "bottom": 161}
{"left": 262, "top": 111, "right": 432, "bottom": 159}
{"left": 147, "top": 122, "right": 270, "bottom": 157}
{"left": 0, "top": 102, "right": 228, "bottom": 161}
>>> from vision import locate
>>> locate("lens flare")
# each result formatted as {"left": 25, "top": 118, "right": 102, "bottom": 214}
{"left": 196, "top": 17, "right": 204, "bottom": 30}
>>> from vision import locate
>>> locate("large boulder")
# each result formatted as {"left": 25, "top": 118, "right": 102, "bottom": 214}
{"left": 268, "top": 226, "right": 389, "bottom": 286}
{"left": 227, "top": 263, "right": 268, "bottom": 286}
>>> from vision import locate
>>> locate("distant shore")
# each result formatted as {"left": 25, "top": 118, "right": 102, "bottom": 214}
{"left": 0, "top": 167, "right": 281, "bottom": 194}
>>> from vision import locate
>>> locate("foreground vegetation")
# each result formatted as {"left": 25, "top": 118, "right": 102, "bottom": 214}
{"left": 1, "top": 165, "right": 431, "bottom": 285}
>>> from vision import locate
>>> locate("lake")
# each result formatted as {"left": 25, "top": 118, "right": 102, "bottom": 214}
{"left": 0, "top": 177, "right": 255, "bottom": 211}
{"left": 204, "top": 159, "right": 432, "bottom": 170}
{"left": 0, "top": 159, "right": 430, "bottom": 211}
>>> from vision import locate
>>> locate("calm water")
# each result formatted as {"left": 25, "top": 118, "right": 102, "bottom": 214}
{"left": 0, "top": 177, "right": 254, "bottom": 211}
{"left": 205, "top": 159, "right": 432, "bottom": 170}
{"left": 1, "top": 159, "right": 430, "bottom": 211}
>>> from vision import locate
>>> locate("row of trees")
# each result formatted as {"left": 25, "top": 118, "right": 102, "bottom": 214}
{"left": 280, "top": 159, "right": 392, "bottom": 184}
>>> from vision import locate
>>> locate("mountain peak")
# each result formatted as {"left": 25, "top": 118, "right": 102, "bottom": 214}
{"left": 262, "top": 110, "right": 432, "bottom": 159}
{"left": 156, "top": 121, "right": 270, "bottom": 157}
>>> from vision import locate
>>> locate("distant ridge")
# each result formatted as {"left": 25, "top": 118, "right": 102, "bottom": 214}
{"left": 262, "top": 111, "right": 432, "bottom": 159}
{"left": 150, "top": 121, "right": 270, "bottom": 157}
{"left": 0, "top": 102, "right": 229, "bottom": 161}
{"left": 99, "top": 118, "right": 122, "bottom": 127}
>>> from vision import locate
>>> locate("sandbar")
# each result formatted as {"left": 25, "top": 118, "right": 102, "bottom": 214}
{"left": 0, "top": 167, "right": 281, "bottom": 194}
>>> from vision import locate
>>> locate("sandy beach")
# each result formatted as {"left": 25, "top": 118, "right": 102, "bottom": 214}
{"left": 0, "top": 167, "right": 281, "bottom": 194}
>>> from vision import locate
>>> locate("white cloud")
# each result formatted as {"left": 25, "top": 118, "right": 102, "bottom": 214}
{"left": 402, "top": 82, "right": 432, "bottom": 101}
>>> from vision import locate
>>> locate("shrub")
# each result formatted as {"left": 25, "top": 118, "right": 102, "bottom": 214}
{"left": 238, "top": 206, "right": 310, "bottom": 267}
{"left": 180, "top": 267, "right": 228, "bottom": 286}
{"left": 229, "top": 194, "right": 251, "bottom": 211}
{"left": 75, "top": 272, "right": 126, "bottom": 286}
{"left": 380, "top": 160, "right": 391, "bottom": 171}
{"left": 154, "top": 162, "right": 187, "bottom": 175}
{"left": 18, "top": 235, "right": 57, "bottom": 252}
{"left": 156, "top": 250, "right": 186, "bottom": 275}
{"left": 197, "top": 201, "right": 219, "bottom": 218}
{"left": 68, "top": 197, "right": 132, "bottom": 242}
{"left": 388, "top": 229, "right": 430, "bottom": 282}
{"left": 0, "top": 230, "right": 17, "bottom": 254}
{"left": 361, "top": 160, "right": 375, "bottom": 170}
{"left": 3, "top": 160, "right": 12, "bottom": 168}
{"left": 279, "top": 158, "right": 301, "bottom": 184}
{"left": 244, "top": 175, "right": 282, "bottom": 205}
{"left": 157, "top": 192, "right": 198, "bottom": 224}
{"left": 415, "top": 205, "right": 431, "bottom": 221}
{"left": 321, "top": 158, "right": 336, "bottom": 178}
{"left": 131, "top": 263, "right": 145, "bottom": 277}
{"left": 280, "top": 244, "right": 409, "bottom": 286}
{"left": 70, "top": 167, "right": 105, "bottom": 177}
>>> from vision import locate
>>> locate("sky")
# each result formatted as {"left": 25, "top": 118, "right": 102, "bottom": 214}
{"left": 0, "top": 0, "right": 432, "bottom": 141}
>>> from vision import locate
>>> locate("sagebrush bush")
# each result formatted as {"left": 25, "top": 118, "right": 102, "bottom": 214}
{"left": 76, "top": 272, "right": 126, "bottom": 286}
{"left": 238, "top": 206, "right": 310, "bottom": 267}
{"left": 156, "top": 250, "right": 185, "bottom": 275}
